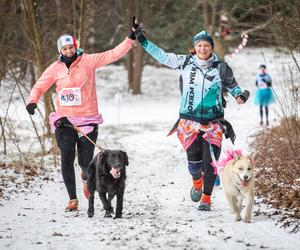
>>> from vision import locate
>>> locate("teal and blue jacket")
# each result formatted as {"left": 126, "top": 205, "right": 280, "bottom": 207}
{"left": 141, "top": 39, "right": 242, "bottom": 122}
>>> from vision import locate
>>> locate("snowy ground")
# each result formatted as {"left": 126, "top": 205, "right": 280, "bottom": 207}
{"left": 0, "top": 48, "right": 299, "bottom": 249}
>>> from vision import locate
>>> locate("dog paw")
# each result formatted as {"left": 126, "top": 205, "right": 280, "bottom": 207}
{"left": 243, "top": 217, "right": 251, "bottom": 223}
{"left": 235, "top": 215, "right": 242, "bottom": 221}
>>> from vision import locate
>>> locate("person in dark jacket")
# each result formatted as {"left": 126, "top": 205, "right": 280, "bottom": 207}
{"left": 133, "top": 22, "right": 249, "bottom": 211}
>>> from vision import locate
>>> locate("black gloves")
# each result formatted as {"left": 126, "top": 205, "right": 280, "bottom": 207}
{"left": 128, "top": 31, "right": 136, "bottom": 40}
{"left": 129, "top": 16, "right": 146, "bottom": 43}
{"left": 238, "top": 90, "right": 250, "bottom": 103}
{"left": 26, "top": 103, "right": 37, "bottom": 115}
{"left": 128, "top": 16, "right": 139, "bottom": 40}
{"left": 135, "top": 25, "right": 146, "bottom": 43}
{"left": 127, "top": 16, "right": 147, "bottom": 42}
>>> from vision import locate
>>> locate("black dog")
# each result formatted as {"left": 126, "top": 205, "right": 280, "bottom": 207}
{"left": 87, "top": 150, "right": 128, "bottom": 218}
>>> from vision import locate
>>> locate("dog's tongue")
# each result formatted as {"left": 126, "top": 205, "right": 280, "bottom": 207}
{"left": 110, "top": 168, "right": 120, "bottom": 179}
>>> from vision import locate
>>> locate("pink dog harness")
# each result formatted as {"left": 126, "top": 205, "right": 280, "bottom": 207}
{"left": 212, "top": 148, "right": 243, "bottom": 173}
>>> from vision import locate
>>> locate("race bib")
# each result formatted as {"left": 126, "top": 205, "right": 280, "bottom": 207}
{"left": 59, "top": 87, "right": 82, "bottom": 106}
{"left": 258, "top": 82, "right": 267, "bottom": 88}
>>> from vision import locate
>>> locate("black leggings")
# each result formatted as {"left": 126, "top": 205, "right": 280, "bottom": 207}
{"left": 260, "top": 106, "right": 269, "bottom": 122}
{"left": 186, "top": 133, "right": 221, "bottom": 196}
{"left": 55, "top": 125, "right": 98, "bottom": 200}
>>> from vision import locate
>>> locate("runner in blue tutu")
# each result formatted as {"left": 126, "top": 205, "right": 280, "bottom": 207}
{"left": 254, "top": 65, "right": 275, "bottom": 125}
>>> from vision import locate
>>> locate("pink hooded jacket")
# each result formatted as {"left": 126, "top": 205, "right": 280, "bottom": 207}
{"left": 27, "top": 37, "right": 134, "bottom": 117}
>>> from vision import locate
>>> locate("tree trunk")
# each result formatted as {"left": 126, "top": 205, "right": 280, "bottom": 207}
{"left": 202, "top": 0, "right": 229, "bottom": 59}
{"left": 29, "top": 63, "right": 36, "bottom": 87}
{"left": 82, "top": 0, "right": 96, "bottom": 51}
{"left": 127, "top": 45, "right": 144, "bottom": 95}
{"left": 126, "top": 0, "right": 144, "bottom": 95}
{"left": 23, "top": 0, "right": 54, "bottom": 137}
{"left": 0, "top": 118, "right": 6, "bottom": 155}
{"left": 77, "top": 0, "right": 84, "bottom": 46}
{"left": 214, "top": 37, "right": 230, "bottom": 60}
{"left": 22, "top": 0, "right": 56, "bottom": 162}
{"left": 127, "top": 51, "right": 134, "bottom": 91}
{"left": 131, "top": 44, "right": 144, "bottom": 95}
{"left": 203, "top": 0, "right": 210, "bottom": 31}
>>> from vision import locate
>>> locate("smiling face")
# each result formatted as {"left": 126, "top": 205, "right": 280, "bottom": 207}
{"left": 60, "top": 44, "right": 76, "bottom": 57}
{"left": 194, "top": 40, "right": 213, "bottom": 60}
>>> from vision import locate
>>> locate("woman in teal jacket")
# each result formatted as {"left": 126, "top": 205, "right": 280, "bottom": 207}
{"left": 134, "top": 23, "right": 249, "bottom": 211}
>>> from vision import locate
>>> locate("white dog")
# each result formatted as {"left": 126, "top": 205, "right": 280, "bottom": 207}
{"left": 218, "top": 150, "right": 254, "bottom": 223}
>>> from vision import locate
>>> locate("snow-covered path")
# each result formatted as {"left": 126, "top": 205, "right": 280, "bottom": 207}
{"left": 1, "top": 48, "right": 299, "bottom": 249}
{"left": 1, "top": 119, "right": 299, "bottom": 250}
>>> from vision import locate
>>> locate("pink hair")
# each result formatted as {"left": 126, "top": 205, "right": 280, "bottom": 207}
{"left": 72, "top": 36, "right": 77, "bottom": 50}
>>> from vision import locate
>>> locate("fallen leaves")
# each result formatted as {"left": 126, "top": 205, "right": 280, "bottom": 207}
{"left": 250, "top": 119, "right": 300, "bottom": 232}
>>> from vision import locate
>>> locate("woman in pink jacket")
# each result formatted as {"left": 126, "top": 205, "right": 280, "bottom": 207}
{"left": 26, "top": 30, "right": 136, "bottom": 211}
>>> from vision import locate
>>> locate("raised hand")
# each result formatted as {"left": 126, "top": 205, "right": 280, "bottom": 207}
{"left": 132, "top": 16, "right": 139, "bottom": 30}
{"left": 128, "top": 16, "right": 139, "bottom": 40}
{"left": 132, "top": 17, "right": 146, "bottom": 43}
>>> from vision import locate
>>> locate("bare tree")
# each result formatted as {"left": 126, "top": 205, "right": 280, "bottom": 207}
{"left": 201, "top": 0, "right": 273, "bottom": 59}
{"left": 20, "top": 0, "right": 54, "bottom": 136}
{"left": 80, "top": 0, "right": 96, "bottom": 50}
{"left": 267, "top": 0, "right": 300, "bottom": 136}
{"left": 126, "top": 0, "right": 144, "bottom": 94}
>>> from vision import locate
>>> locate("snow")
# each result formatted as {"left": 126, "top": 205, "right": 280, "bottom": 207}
{"left": 0, "top": 47, "right": 299, "bottom": 249}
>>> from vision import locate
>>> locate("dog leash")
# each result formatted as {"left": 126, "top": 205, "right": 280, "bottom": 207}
{"left": 72, "top": 124, "right": 105, "bottom": 152}
{"left": 71, "top": 123, "right": 122, "bottom": 183}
